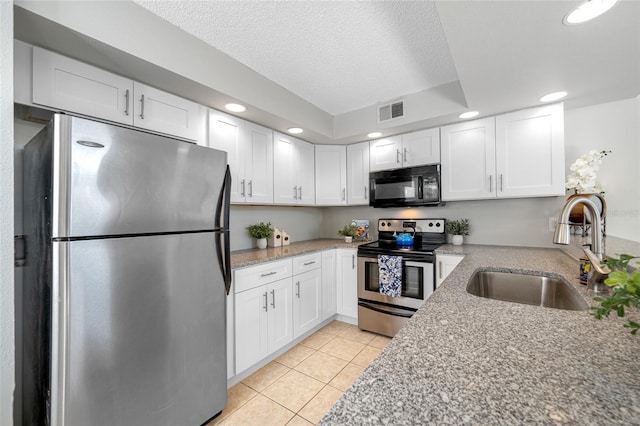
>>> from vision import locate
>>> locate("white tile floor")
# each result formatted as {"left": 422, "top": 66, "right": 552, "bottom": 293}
{"left": 207, "top": 320, "right": 390, "bottom": 425}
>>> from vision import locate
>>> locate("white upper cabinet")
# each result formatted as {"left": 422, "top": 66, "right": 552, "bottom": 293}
{"left": 369, "top": 136, "right": 402, "bottom": 172}
{"left": 401, "top": 128, "right": 441, "bottom": 167}
{"left": 441, "top": 117, "right": 497, "bottom": 201}
{"left": 369, "top": 128, "right": 440, "bottom": 172}
{"left": 33, "top": 46, "right": 133, "bottom": 126}
{"left": 495, "top": 103, "right": 565, "bottom": 197}
{"left": 133, "top": 82, "right": 205, "bottom": 142}
{"left": 209, "top": 110, "right": 273, "bottom": 204}
{"left": 273, "top": 132, "right": 315, "bottom": 205}
{"left": 31, "top": 46, "right": 205, "bottom": 143}
{"left": 315, "top": 145, "right": 347, "bottom": 206}
{"left": 346, "top": 141, "right": 370, "bottom": 205}
{"left": 441, "top": 104, "right": 565, "bottom": 201}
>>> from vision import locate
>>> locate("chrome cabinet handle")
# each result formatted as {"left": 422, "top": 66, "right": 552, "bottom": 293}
{"left": 124, "top": 89, "right": 130, "bottom": 116}
{"left": 439, "top": 261, "right": 443, "bottom": 279}
{"left": 295, "top": 281, "right": 300, "bottom": 298}
{"left": 298, "top": 186, "right": 302, "bottom": 200}
{"left": 364, "top": 186, "right": 367, "bottom": 199}
{"left": 293, "top": 186, "right": 298, "bottom": 199}
{"left": 352, "top": 254, "right": 355, "bottom": 269}
{"left": 263, "top": 292, "right": 268, "bottom": 312}
{"left": 139, "top": 94, "right": 145, "bottom": 119}
{"left": 248, "top": 180, "right": 253, "bottom": 198}
{"left": 489, "top": 175, "right": 493, "bottom": 193}
{"left": 270, "top": 289, "right": 276, "bottom": 308}
{"left": 303, "top": 261, "right": 316, "bottom": 266}
{"left": 396, "top": 149, "right": 401, "bottom": 163}
{"left": 241, "top": 179, "right": 246, "bottom": 197}
{"left": 342, "top": 188, "right": 346, "bottom": 201}
{"left": 260, "top": 271, "right": 277, "bottom": 277}
{"left": 500, "top": 174, "right": 504, "bottom": 192}
{"left": 403, "top": 147, "right": 408, "bottom": 163}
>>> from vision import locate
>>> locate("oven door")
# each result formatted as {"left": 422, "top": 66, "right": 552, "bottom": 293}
{"left": 357, "top": 256, "right": 434, "bottom": 309}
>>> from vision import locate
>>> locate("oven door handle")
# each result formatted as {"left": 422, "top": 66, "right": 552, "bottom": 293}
{"left": 358, "top": 301, "right": 415, "bottom": 318}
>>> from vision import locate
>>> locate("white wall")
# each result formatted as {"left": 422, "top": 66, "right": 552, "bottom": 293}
{"left": 564, "top": 97, "right": 640, "bottom": 242}
{"left": 1, "top": 2, "right": 15, "bottom": 425}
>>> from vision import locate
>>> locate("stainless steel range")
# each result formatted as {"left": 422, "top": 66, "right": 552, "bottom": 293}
{"left": 357, "top": 218, "right": 446, "bottom": 337}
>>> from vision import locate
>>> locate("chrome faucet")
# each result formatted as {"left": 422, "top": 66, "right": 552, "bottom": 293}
{"left": 553, "top": 197, "right": 610, "bottom": 293}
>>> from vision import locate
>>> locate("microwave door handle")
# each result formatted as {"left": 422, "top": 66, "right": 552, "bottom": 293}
{"left": 418, "top": 176, "right": 423, "bottom": 199}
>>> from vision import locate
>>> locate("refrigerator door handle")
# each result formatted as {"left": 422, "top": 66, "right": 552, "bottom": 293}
{"left": 216, "top": 165, "right": 233, "bottom": 294}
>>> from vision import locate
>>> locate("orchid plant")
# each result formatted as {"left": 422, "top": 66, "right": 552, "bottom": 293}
{"left": 565, "top": 150, "right": 611, "bottom": 194}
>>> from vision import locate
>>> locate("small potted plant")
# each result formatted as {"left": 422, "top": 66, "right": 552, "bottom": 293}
{"left": 247, "top": 221, "right": 274, "bottom": 249}
{"left": 337, "top": 224, "right": 358, "bottom": 243}
{"left": 446, "top": 219, "right": 470, "bottom": 246}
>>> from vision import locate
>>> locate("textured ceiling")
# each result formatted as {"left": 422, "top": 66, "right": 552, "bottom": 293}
{"left": 133, "top": 0, "right": 458, "bottom": 115}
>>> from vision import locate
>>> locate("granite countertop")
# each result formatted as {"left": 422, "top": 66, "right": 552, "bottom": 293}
{"left": 320, "top": 243, "right": 640, "bottom": 425}
{"left": 231, "top": 238, "right": 368, "bottom": 269}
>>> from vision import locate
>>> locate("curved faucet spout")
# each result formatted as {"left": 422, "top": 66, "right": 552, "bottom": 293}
{"left": 553, "top": 197, "right": 604, "bottom": 261}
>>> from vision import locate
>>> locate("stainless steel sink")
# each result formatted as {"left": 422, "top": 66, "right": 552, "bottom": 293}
{"left": 466, "top": 270, "right": 588, "bottom": 311}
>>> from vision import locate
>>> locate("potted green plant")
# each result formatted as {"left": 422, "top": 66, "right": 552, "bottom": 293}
{"left": 446, "top": 219, "right": 470, "bottom": 246}
{"left": 246, "top": 221, "right": 274, "bottom": 249}
{"left": 337, "top": 224, "right": 358, "bottom": 243}
{"left": 592, "top": 254, "right": 640, "bottom": 335}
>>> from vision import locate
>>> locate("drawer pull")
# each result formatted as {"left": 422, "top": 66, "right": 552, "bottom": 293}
{"left": 303, "top": 261, "right": 316, "bottom": 266}
{"left": 260, "top": 271, "right": 277, "bottom": 277}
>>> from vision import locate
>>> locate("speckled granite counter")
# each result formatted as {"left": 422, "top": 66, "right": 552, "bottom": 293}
{"left": 320, "top": 244, "right": 640, "bottom": 425}
{"left": 231, "top": 239, "right": 367, "bottom": 269}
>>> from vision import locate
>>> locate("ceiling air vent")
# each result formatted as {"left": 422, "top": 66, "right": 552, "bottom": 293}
{"left": 378, "top": 100, "right": 404, "bottom": 123}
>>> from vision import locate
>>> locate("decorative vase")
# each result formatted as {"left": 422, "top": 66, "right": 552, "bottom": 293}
{"left": 344, "top": 236, "right": 353, "bottom": 243}
{"left": 256, "top": 238, "right": 267, "bottom": 249}
{"left": 452, "top": 235, "right": 463, "bottom": 246}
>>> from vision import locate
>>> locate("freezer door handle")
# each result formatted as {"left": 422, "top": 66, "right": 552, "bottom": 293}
{"left": 216, "top": 165, "right": 232, "bottom": 294}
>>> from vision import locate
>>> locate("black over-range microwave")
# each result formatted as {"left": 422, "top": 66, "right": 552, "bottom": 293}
{"left": 369, "top": 164, "right": 442, "bottom": 208}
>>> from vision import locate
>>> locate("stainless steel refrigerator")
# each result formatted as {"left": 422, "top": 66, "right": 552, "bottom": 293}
{"left": 21, "top": 114, "right": 231, "bottom": 426}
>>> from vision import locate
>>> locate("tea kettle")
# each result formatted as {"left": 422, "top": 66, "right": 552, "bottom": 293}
{"left": 393, "top": 230, "right": 415, "bottom": 247}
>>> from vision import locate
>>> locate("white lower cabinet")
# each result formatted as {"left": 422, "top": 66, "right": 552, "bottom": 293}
{"left": 436, "top": 254, "right": 464, "bottom": 288}
{"left": 292, "top": 253, "right": 322, "bottom": 338}
{"left": 336, "top": 248, "right": 358, "bottom": 319}
{"left": 321, "top": 250, "right": 337, "bottom": 319}
{"left": 234, "top": 260, "right": 293, "bottom": 374}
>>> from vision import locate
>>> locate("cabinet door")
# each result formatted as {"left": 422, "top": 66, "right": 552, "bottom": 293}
{"left": 336, "top": 249, "right": 358, "bottom": 319}
{"left": 209, "top": 110, "right": 245, "bottom": 203}
{"left": 267, "top": 278, "right": 294, "bottom": 353}
{"left": 244, "top": 122, "right": 274, "bottom": 204}
{"left": 133, "top": 82, "right": 203, "bottom": 142}
{"left": 293, "top": 269, "right": 322, "bottom": 338}
{"left": 296, "top": 139, "right": 316, "bottom": 205}
{"left": 32, "top": 46, "right": 133, "bottom": 125}
{"left": 315, "top": 145, "right": 347, "bottom": 205}
{"left": 346, "top": 142, "right": 370, "bottom": 205}
{"left": 321, "top": 250, "right": 337, "bottom": 320}
{"left": 441, "top": 118, "right": 496, "bottom": 201}
{"left": 495, "top": 104, "right": 565, "bottom": 198}
{"left": 235, "top": 285, "right": 269, "bottom": 374}
{"left": 273, "top": 132, "right": 298, "bottom": 204}
{"left": 436, "top": 255, "right": 464, "bottom": 288}
{"left": 369, "top": 136, "right": 402, "bottom": 172}
{"left": 402, "top": 128, "right": 440, "bottom": 167}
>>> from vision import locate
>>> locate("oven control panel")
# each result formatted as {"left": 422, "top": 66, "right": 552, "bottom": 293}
{"left": 377, "top": 218, "right": 445, "bottom": 234}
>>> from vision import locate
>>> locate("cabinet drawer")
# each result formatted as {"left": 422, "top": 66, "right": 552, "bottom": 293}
{"left": 234, "top": 259, "right": 292, "bottom": 293}
{"left": 292, "top": 252, "right": 322, "bottom": 275}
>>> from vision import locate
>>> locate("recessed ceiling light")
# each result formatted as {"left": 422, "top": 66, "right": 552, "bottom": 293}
{"left": 539, "top": 91, "right": 568, "bottom": 102}
{"left": 459, "top": 111, "right": 479, "bottom": 119}
{"left": 367, "top": 132, "right": 382, "bottom": 138}
{"left": 225, "top": 103, "right": 246, "bottom": 113}
{"left": 563, "top": 0, "right": 618, "bottom": 25}
{"left": 288, "top": 127, "right": 303, "bottom": 134}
